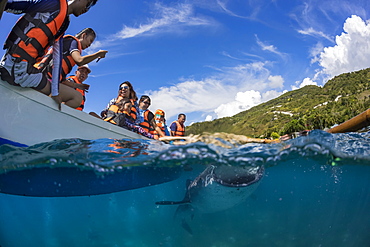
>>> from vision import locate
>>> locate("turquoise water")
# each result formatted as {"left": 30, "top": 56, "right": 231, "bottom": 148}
{"left": 0, "top": 130, "right": 369, "bottom": 247}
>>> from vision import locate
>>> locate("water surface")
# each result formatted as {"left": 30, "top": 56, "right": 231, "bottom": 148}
{"left": 0, "top": 130, "right": 369, "bottom": 247}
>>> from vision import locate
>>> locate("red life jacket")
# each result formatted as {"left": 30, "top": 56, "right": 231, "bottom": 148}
{"left": 172, "top": 120, "right": 185, "bottom": 137}
{"left": 66, "top": 75, "right": 85, "bottom": 111}
{"left": 4, "top": 0, "right": 69, "bottom": 65}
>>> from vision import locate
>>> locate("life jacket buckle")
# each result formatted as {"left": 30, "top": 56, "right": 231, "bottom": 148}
{"left": 14, "top": 57, "right": 23, "bottom": 63}
{"left": 24, "top": 37, "right": 33, "bottom": 46}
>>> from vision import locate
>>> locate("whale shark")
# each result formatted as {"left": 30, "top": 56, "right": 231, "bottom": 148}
{"left": 156, "top": 165, "right": 264, "bottom": 233}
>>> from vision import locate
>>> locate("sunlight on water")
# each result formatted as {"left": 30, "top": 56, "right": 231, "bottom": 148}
{"left": 0, "top": 130, "right": 370, "bottom": 246}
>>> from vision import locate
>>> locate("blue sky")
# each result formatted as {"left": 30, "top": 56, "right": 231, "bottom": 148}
{"left": 1, "top": 0, "right": 370, "bottom": 126}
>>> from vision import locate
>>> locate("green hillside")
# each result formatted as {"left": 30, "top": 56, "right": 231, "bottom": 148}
{"left": 187, "top": 68, "right": 370, "bottom": 138}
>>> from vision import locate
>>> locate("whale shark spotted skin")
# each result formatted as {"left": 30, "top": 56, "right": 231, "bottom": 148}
{"left": 156, "top": 165, "right": 264, "bottom": 214}
{"left": 156, "top": 165, "right": 264, "bottom": 234}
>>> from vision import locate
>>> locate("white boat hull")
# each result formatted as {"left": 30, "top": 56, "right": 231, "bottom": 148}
{"left": 0, "top": 79, "right": 146, "bottom": 146}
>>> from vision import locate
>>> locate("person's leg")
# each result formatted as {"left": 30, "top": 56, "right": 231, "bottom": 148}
{"left": 1, "top": 55, "right": 81, "bottom": 108}
{"left": 36, "top": 72, "right": 82, "bottom": 109}
{"left": 37, "top": 77, "right": 51, "bottom": 95}
{"left": 89, "top": 112, "right": 102, "bottom": 118}
{"left": 58, "top": 83, "right": 83, "bottom": 108}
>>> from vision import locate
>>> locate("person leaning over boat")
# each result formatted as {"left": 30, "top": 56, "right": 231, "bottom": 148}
{"left": 0, "top": 0, "right": 43, "bottom": 19}
{"left": 101, "top": 81, "right": 139, "bottom": 121}
{"left": 170, "top": 113, "right": 186, "bottom": 137}
{"left": 1, "top": 0, "right": 94, "bottom": 17}
{"left": 37, "top": 27, "right": 107, "bottom": 81}
{"left": 153, "top": 109, "right": 170, "bottom": 139}
{"left": 0, "top": 0, "right": 98, "bottom": 110}
{"left": 137, "top": 95, "right": 165, "bottom": 139}
{"left": 104, "top": 98, "right": 154, "bottom": 139}
{"left": 63, "top": 64, "right": 90, "bottom": 111}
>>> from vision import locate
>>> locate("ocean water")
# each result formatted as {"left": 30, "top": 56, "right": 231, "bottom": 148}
{"left": 0, "top": 130, "right": 369, "bottom": 247}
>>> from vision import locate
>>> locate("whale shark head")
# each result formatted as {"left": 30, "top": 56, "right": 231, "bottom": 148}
{"left": 212, "top": 165, "right": 264, "bottom": 187}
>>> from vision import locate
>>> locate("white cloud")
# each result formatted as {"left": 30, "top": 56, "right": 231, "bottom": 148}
{"left": 214, "top": 90, "right": 261, "bottom": 118}
{"left": 147, "top": 62, "right": 286, "bottom": 121}
{"left": 213, "top": 89, "right": 285, "bottom": 119}
{"left": 309, "top": 42, "right": 325, "bottom": 64}
{"left": 215, "top": 0, "right": 247, "bottom": 19}
{"left": 205, "top": 115, "right": 213, "bottom": 121}
{"left": 298, "top": 27, "right": 333, "bottom": 42}
{"left": 268, "top": 75, "right": 284, "bottom": 89}
{"left": 147, "top": 78, "right": 233, "bottom": 121}
{"left": 291, "top": 77, "right": 318, "bottom": 90}
{"left": 115, "top": 3, "right": 214, "bottom": 40}
{"left": 255, "top": 35, "right": 288, "bottom": 60}
{"left": 262, "top": 90, "right": 286, "bottom": 101}
{"left": 316, "top": 15, "right": 370, "bottom": 79}
{"left": 86, "top": 3, "right": 215, "bottom": 53}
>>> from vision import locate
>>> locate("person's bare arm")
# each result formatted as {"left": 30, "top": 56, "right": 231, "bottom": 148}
{"left": 61, "top": 79, "right": 90, "bottom": 91}
{"left": 150, "top": 119, "right": 165, "bottom": 137}
{"left": 71, "top": 50, "right": 108, "bottom": 66}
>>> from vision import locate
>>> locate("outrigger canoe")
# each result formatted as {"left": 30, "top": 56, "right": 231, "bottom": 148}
{"left": 0, "top": 79, "right": 182, "bottom": 197}
{"left": 327, "top": 109, "right": 370, "bottom": 133}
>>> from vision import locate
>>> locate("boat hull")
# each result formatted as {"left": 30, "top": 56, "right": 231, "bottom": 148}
{"left": 0, "top": 80, "right": 184, "bottom": 197}
{"left": 0, "top": 165, "right": 182, "bottom": 197}
{"left": 0, "top": 79, "right": 146, "bottom": 146}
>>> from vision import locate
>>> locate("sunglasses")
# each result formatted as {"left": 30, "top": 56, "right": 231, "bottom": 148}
{"left": 142, "top": 101, "right": 151, "bottom": 105}
{"left": 120, "top": 86, "right": 129, "bottom": 90}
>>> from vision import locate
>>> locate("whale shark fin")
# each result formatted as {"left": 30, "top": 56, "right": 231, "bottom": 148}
{"left": 181, "top": 219, "right": 193, "bottom": 235}
{"left": 155, "top": 199, "right": 190, "bottom": 205}
{"left": 155, "top": 179, "right": 193, "bottom": 205}
{"left": 175, "top": 204, "right": 195, "bottom": 235}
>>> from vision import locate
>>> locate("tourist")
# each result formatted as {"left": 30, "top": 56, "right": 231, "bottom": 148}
{"left": 37, "top": 27, "right": 107, "bottom": 82}
{"left": 64, "top": 65, "right": 91, "bottom": 111}
{"left": 153, "top": 109, "right": 170, "bottom": 138}
{"left": 102, "top": 81, "right": 139, "bottom": 120}
{"left": 170, "top": 113, "right": 186, "bottom": 137}
{"left": 0, "top": 0, "right": 99, "bottom": 110}
{"left": 105, "top": 98, "right": 154, "bottom": 139}
{"left": 137, "top": 95, "right": 165, "bottom": 139}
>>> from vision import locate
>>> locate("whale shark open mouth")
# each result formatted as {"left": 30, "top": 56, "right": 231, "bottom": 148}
{"left": 212, "top": 166, "right": 264, "bottom": 187}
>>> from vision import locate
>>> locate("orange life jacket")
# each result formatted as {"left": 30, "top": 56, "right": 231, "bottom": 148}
{"left": 139, "top": 110, "right": 155, "bottom": 135}
{"left": 4, "top": 0, "right": 69, "bottom": 65}
{"left": 130, "top": 100, "right": 138, "bottom": 121}
{"left": 104, "top": 105, "right": 131, "bottom": 125}
{"left": 37, "top": 35, "right": 82, "bottom": 80}
{"left": 153, "top": 122, "right": 166, "bottom": 140}
{"left": 172, "top": 120, "right": 185, "bottom": 137}
{"left": 66, "top": 75, "right": 85, "bottom": 111}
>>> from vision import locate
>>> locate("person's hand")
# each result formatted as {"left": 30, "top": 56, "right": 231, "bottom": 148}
{"left": 98, "top": 50, "right": 108, "bottom": 58}
{"left": 76, "top": 83, "right": 90, "bottom": 92}
{"left": 51, "top": 95, "right": 62, "bottom": 110}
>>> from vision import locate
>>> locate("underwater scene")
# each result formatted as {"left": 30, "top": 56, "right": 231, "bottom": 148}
{"left": 0, "top": 130, "right": 369, "bottom": 247}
